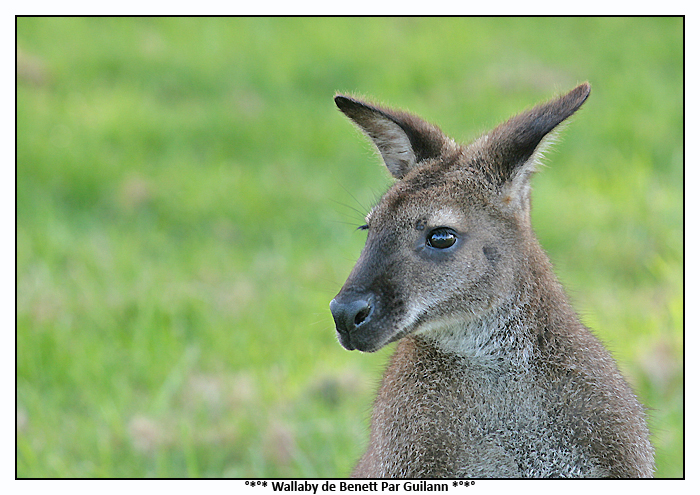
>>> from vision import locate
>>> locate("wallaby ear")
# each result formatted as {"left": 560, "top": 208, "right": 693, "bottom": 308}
{"left": 477, "top": 83, "right": 590, "bottom": 217}
{"left": 335, "top": 95, "right": 449, "bottom": 179}
{"left": 484, "top": 82, "right": 591, "bottom": 186}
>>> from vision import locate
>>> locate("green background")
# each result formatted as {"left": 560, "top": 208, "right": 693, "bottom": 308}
{"left": 17, "top": 17, "right": 683, "bottom": 478}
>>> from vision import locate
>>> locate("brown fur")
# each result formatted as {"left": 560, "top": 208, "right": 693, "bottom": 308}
{"left": 330, "top": 84, "right": 654, "bottom": 478}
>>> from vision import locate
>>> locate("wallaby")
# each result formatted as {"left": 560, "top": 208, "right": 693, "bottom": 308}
{"left": 329, "top": 83, "right": 654, "bottom": 478}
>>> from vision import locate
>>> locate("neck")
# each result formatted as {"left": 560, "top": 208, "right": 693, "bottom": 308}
{"left": 416, "top": 298, "right": 536, "bottom": 368}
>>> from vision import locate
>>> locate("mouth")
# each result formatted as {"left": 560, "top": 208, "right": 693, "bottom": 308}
{"left": 336, "top": 331, "right": 356, "bottom": 351}
{"left": 335, "top": 315, "right": 419, "bottom": 353}
{"left": 336, "top": 329, "right": 383, "bottom": 353}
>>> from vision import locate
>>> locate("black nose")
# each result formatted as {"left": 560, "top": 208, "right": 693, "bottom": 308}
{"left": 330, "top": 297, "right": 373, "bottom": 336}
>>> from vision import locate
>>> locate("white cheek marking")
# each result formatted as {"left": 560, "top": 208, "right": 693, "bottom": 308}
{"left": 402, "top": 295, "right": 437, "bottom": 329}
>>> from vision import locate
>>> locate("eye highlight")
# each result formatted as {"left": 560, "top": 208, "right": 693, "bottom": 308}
{"left": 427, "top": 228, "right": 457, "bottom": 249}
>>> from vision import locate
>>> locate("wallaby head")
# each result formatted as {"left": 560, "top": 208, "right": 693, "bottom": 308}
{"left": 330, "top": 83, "right": 590, "bottom": 353}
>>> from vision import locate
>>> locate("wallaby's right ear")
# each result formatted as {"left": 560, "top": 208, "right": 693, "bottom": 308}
{"left": 335, "top": 95, "right": 449, "bottom": 179}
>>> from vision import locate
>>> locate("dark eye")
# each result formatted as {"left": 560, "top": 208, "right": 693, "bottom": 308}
{"left": 427, "top": 228, "right": 457, "bottom": 249}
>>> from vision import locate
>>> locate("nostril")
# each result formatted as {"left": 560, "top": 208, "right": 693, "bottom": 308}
{"left": 330, "top": 297, "right": 373, "bottom": 334}
{"left": 354, "top": 305, "right": 371, "bottom": 326}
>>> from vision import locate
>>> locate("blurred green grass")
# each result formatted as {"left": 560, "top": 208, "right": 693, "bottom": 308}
{"left": 17, "top": 17, "right": 682, "bottom": 478}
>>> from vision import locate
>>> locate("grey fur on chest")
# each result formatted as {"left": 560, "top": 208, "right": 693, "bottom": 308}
{"left": 364, "top": 337, "right": 606, "bottom": 478}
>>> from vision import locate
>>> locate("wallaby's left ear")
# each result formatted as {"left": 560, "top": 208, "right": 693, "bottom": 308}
{"left": 476, "top": 83, "right": 590, "bottom": 219}
{"left": 485, "top": 82, "right": 591, "bottom": 185}
{"left": 335, "top": 95, "right": 450, "bottom": 179}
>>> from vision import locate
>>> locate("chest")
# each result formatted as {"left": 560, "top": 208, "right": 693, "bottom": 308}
{"left": 372, "top": 351, "right": 598, "bottom": 477}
